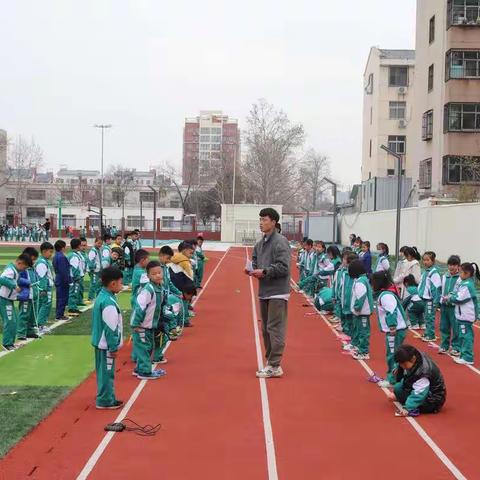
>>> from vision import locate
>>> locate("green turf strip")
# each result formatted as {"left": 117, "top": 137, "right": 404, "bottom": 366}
{"left": 0, "top": 385, "right": 70, "bottom": 457}
{"left": 0, "top": 335, "right": 93, "bottom": 386}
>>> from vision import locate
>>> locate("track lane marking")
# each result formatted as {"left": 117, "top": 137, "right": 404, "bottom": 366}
{"left": 246, "top": 247, "right": 279, "bottom": 480}
{"left": 291, "top": 279, "right": 467, "bottom": 480}
{"left": 76, "top": 249, "right": 230, "bottom": 480}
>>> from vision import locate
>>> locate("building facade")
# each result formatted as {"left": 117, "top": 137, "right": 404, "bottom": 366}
{"left": 412, "top": 0, "right": 480, "bottom": 199}
{"left": 182, "top": 110, "right": 240, "bottom": 186}
{"left": 361, "top": 48, "right": 415, "bottom": 211}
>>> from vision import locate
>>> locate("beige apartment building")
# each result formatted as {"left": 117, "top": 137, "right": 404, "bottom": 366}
{"left": 412, "top": 0, "right": 480, "bottom": 199}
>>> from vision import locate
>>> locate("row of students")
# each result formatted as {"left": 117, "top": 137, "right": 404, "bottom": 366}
{"left": 0, "top": 224, "right": 49, "bottom": 242}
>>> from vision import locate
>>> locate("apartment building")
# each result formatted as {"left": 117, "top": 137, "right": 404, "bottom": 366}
{"left": 361, "top": 48, "right": 415, "bottom": 211}
{"left": 412, "top": 0, "right": 480, "bottom": 199}
{"left": 182, "top": 110, "right": 240, "bottom": 186}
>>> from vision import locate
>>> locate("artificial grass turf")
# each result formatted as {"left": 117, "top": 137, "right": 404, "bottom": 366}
{"left": 0, "top": 385, "right": 70, "bottom": 457}
{"left": 0, "top": 335, "right": 93, "bottom": 386}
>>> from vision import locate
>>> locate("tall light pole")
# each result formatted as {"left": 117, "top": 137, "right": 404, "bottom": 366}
{"left": 381, "top": 144, "right": 403, "bottom": 260}
{"left": 322, "top": 177, "right": 337, "bottom": 244}
{"left": 148, "top": 185, "right": 157, "bottom": 248}
{"left": 94, "top": 124, "right": 112, "bottom": 234}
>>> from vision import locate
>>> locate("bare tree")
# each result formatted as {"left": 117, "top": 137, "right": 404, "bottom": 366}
{"left": 243, "top": 99, "right": 305, "bottom": 204}
{"left": 7, "top": 135, "right": 44, "bottom": 220}
{"left": 107, "top": 165, "right": 136, "bottom": 208}
{"left": 299, "top": 149, "right": 331, "bottom": 210}
{"left": 157, "top": 162, "right": 195, "bottom": 211}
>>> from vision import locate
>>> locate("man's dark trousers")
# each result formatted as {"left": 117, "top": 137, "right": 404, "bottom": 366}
{"left": 56, "top": 283, "right": 69, "bottom": 319}
{"left": 259, "top": 298, "right": 288, "bottom": 368}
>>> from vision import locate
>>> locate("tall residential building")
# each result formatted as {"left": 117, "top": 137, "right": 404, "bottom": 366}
{"left": 412, "top": 0, "right": 480, "bottom": 198}
{"left": 361, "top": 48, "right": 415, "bottom": 211}
{"left": 182, "top": 110, "right": 240, "bottom": 186}
{"left": 362, "top": 48, "right": 416, "bottom": 181}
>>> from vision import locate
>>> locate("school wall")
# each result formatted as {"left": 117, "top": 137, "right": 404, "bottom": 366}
{"left": 340, "top": 202, "right": 480, "bottom": 263}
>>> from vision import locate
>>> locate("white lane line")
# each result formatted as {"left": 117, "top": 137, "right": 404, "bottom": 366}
{"left": 408, "top": 328, "right": 480, "bottom": 376}
{"left": 76, "top": 248, "right": 230, "bottom": 480}
{"left": 246, "top": 247, "right": 279, "bottom": 480}
{"left": 291, "top": 279, "right": 467, "bottom": 480}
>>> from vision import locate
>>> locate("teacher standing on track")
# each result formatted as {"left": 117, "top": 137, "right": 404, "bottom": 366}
{"left": 247, "top": 208, "right": 291, "bottom": 379}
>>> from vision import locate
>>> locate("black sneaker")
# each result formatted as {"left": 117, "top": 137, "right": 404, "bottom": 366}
{"left": 27, "top": 334, "right": 40, "bottom": 339}
{"left": 17, "top": 337, "right": 27, "bottom": 341}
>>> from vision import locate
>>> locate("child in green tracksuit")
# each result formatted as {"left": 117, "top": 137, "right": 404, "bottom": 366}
{"left": 17, "top": 247, "right": 40, "bottom": 340}
{"left": 87, "top": 238, "right": 103, "bottom": 300}
{"left": 67, "top": 238, "right": 83, "bottom": 315}
{"left": 131, "top": 249, "right": 150, "bottom": 308}
{"left": 159, "top": 246, "right": 182, "bottom": 297}
{"left": 130, "top": 261, "right": 166, "bottom": 379}
{"left": 194, "top": 236, "right": 206, "bottom": 288}
{"left": 418, "top": 251, "right": 442, "bottom": 342}
{"left": 314, "top": 284, "right": 334, "bottom": 313}
{"left": 78, "top": 238, "right": 89, "bottom": 306}
{"left": 371, "top": 271, "right": 408, "bottom": 387}
{"left": 339, "top": 252, "right": 359, "bottom": 348}
{"left": 349, "top": 260, "right": 374, "bottom": 360}
{"left": 331, "top": 252, "right": 347, "bottom": 324}
{"left": 122, "top": 233, "right": 135, "bottom": 286}
{"left": 153, "top": 284, "right": 196, "bottom": 363}
{"left": 448, "top": 262, "right": 480, "bottom": 366}
{"left": 101, "top": 234, "right": 112, "bottom": 269}
{"left": 439, "top": 255, "right": 462, "bottom": 355}
{"left": 403, "top": 275, "right": 425, "bottom": 330}
{"left": 35, "top": 242, "right": 55, "bottom": 334}
{"left": 91, "top": 267, "right": 124, "bottom": 409}
{"left": 0, "top": 254, "right": 29, "bottom": 350}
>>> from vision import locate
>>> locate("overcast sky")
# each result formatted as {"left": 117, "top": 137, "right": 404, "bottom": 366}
{"left": 0, "top": 0, "right": 416, "bottom": 188}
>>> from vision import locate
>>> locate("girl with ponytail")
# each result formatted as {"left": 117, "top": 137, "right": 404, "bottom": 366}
{"left": 448, "top": 262, "right": 480, "bottom": 365}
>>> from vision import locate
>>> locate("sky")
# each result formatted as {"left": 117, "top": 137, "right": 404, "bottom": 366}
{"left": 0, "top": 0, "right": 417, "bottom": 189}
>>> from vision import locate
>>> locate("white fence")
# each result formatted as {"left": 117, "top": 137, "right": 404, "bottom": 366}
{"left": 340, "top": 202, "right": 480, "bottom": 263}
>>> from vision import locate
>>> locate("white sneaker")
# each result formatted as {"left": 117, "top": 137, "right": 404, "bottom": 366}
{"left": 378, "top": 380, "right": 392, "bottom": 388}
{"left": 342, "top": 343, "right": 354, "bottom": 351}
{"left": 256, "top": 365, "right": 283, "bottom": 378}
{"left": 352, "top": 353, "right": 370, "bottom": 360}
{"left": 453, "top": 357, "right": 474, "bottom": 365}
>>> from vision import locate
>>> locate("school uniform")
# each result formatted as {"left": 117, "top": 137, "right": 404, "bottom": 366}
{"left": 314, "top": 286, "right": 334, "bottom": 312}
{"left": 122, "top": 240, "right": 135, "bottom": 285}
{"left": 91, "top": 287, "right": 123, "bottom": 407}
{"left": 53, "top": 251, "right": 71, "bottom": 319}
{"left": 448, "top": 278, "right": 478, "bottom": 363}
{"left": 340, "top": 269, "right": 355, "bottom": 338}
{"left": 131, "top": 265, "right": 149, "bottom": 308}
{"left": 350, "top": 275, "right": 374, "bottom": 355}
{"left": 374, "top": 254, "right": 390, "bottom": 273}
{"left": 35, "top": 255, "right": 54, "bottom": 328}
{"left": 376, "top": 290, "right": 408, "bottom": 383}
{"left": 296, "top": 248, "right": 305, "bottom": 279}
{"left": 360, "top": 250, "right": 372, "bottom": 275}
{"left": 161, "top": 263, "right": 182, "bottom": 297}
{"left": 402, "top": 285, "right": 425, "bottom": 329}
{"left": 418, "top": 266, "right": 442, "bottom": 340}
{"left": 87, "top": 247, "right": 102, "bottom": 300}
{"left": 131, "top": 282, "right": 163, "bottom": 376}
{"left": 67, "top": 250, "right": 83, "bottom": 311}
{"left": 0, "top": 263, "right": 20, "bottom": 348}
{"left": 78, "top": 251, "right": 88, "bottom": 305}
{"left": 194, "top": 245, "right": 206, "bottom": 288}
{"left": 332, "top": 264, "right": 344, "bottom": 321}
{"left": 17, "top": 266, "right": 39, "bottom": 338}
{"left": 100, "top": 244, "right": 112, "bottom": 269}
{"left": 439, "top": 272, "right": 461, "bottom": 352}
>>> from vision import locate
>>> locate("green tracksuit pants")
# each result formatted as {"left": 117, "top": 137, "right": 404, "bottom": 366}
{"left": 78, "top": 277, "right": 86, "bottom": 306}
{"left": 132, "top": 328, "right": 154, "bottom": 376}
{"left": 195, "top": 263, "right": 204, "bottom": 288}
{"left": 440, "top": 306, "right": 460, "bottom": 351}
{"left": 385, "top": 329, "right": 407, "bottom": 383}
{"left": 95, "top": 348, "right": 118, "bottom": 407}
{"left": 68, "top": 281, "right": 80, "bottom": 311}
{"left": 88, "top": 272, "right": 101, "bottom": 301}
{"left": 423, "top": 300, "right": 436, "bottom": 340}
{"left": 299, "top": 275, "right": 319, "bottom": 296}
{"left": 1, "top": 298, "right": 18, "bottom": 348}
{"left": 153, "top": 328, "right": 169, "bottom": 362}
{"left": 457, "top": 321, "right": 474, "bottom": 363}
{"left": 407, "top": 308, "right": 424, "bottom": 328}
{"left": 123, "top": 268, "right": 132, "bottom": 286}
{"left": 353, "top": 315, "right": 370, "bottom": 355}
{"left": 341, "top": 313, "right": 352, "bottom": 338}
{"left": 17, "top": 300, "right": 37, "bottom": 337}
{"left": 37, "top": 291, "right": 52, "bottom": 327}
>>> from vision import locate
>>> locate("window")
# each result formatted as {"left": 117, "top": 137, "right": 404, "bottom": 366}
{"left": 444, "top": 103, "right": 480, "bottom": 131}
{"left": 61, "top": 190, "right": 73, "bottom": 201}
{"left": 200, "top": 127, "right": 210, "bottom": 134}
{"left": 389, "top": 101, "right": 406, "bottom": 119}
{"left": 139, "top": 191, "right": 155, "bottom": 202}
{"left": 369, "top": 139, "right": 372, "bottom": 158}
{"left": 6, "top": 198, "right": 14, "bottom": 206}
{"left": 446, "top": 50, "right": 480, "bottom": 79}
{"left": 169, "top": 200, "right": 180, "bottom": 208}
{"left": 211, "top": 143, "right": 221, "bottom": 151}
{"left": 26, "top": 207, "right": 45, "bottom": 218}
{"left": 200, "top": 143, "right": 210, "bottom": 151}
{"left": 212, "top": 127, "right": 222, "bottom": 134}
{"left": 161, "top": 216, "right": 174, "bottom": 228}
{"left": 422, "top": 110, "right": 434, "bottom": 140}
{"left": 428, "top": 64, "right": 434, "bottom": 91}
{"left": 429, "top": 16, "right": 435, "bottom": 43}
{"left": 365, "top": 73, "right": 374, "bottom": 94}
{"left": 210, "top": 135, "right": 222, "bottom": 143}
{"left": 127, "top": 216, "right": 145, "bottom": 228}
{"left": 448, "top": 0, "right": 480, "bottom": 27}
{"left": 419, "top": 159, "right": 432, "bottom": 189}
{"left": 26, "top": 189, "right": 46, "bottom": 201}
{"left": 388, "top": 135, "right": 406, "bottom": 154}
{"left": 200, "top": 135, "right": 210, "bottom": 142}
{"left": 387, "top": 169, "right": 395, "bottom": 176}
{"left": 389, "top": 66, "right": 408, "bottom": 87}
{"left": 443, "top": 155, "right": 480, "bottom": 184}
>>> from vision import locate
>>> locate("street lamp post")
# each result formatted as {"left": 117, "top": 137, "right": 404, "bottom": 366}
{"left": 322, "top": 177, "right": 337, "bottom": 244}
{"left": 148, "top": 185, "right": 157, "bottom": 248}
{"left": 380, "top": 144, "right": 403, "bottom": 261}
{"left": 94, "top": 124, "right": 112, "bottom": 235}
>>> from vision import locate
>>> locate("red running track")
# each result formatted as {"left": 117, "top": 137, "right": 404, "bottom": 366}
{"left": 1, "top": 247, "right": 479, "bottom": 479}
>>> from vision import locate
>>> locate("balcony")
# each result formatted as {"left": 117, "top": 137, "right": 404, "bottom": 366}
{"left": 448, "top": 1, "right": 480, "bottom": 27}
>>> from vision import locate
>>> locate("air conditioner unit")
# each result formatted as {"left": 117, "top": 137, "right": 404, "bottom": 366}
{"left": 398, "top": 119, "right": 408, "bottom": 128}
{"left": 398, "top": 86, "right": 408, "bottom": 95}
